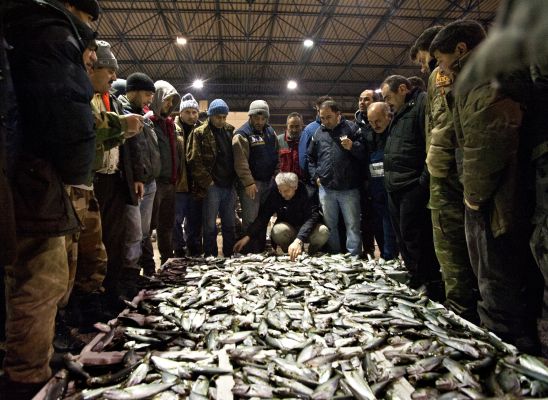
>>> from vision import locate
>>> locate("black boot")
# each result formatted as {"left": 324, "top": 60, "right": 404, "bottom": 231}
{"left": 53, "top": 311, "right": 84, "bottom": 353}
{"left": 1, "top": 376, "right": 46, "bottom": 400}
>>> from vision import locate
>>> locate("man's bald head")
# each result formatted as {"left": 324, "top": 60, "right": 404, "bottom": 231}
{"left": 367, "top": 102, "right": 392, "bottom": 133}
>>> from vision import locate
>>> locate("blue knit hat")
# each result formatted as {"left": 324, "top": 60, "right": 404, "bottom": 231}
{"left": 207, "top": 99, "right": 229, "bottom": 116}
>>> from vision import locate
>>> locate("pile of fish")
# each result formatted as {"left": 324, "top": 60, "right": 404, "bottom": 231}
{"left": 48, "top": 254, "right": 548, "bottom": 399}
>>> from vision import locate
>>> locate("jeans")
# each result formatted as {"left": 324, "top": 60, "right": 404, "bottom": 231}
{"left": 125, "top": 180, "right": 156, "bottom": 273}
{"left": 171, "top": 193, "right": 202, "bottom": 256}
{"left": 370, "top": 181, "right": 398, "bottom": 260}
{"left": 203, "top": 184, "right": 236, "bottom": 257}
{"left": 172, "top": 192, "right": 192, "bottom": 255}
{"left": 238, "top": 180, "right": 272, "bottom": 253}
{"left": 318, "top": 186, "right": 362, "bottom": 256}
{"left": 150, "top": 182, "right": 175, "bottom": 264}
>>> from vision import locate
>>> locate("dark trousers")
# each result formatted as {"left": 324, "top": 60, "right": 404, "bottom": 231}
{"left": 466, "top": 206, "right": 541, "bottom": 353}
{"left": 150, "top": 182, "right": 175, "bottom": 264}
{"left": 371, "top": 187, "right": 398, "bottom": 260}
{"left": 388, "top": 183, "right": 442, "bottom": 292}
{"left": 360, "top": 185, "right": 376, "bottom": 257}
{"left": 172, "top": 193, "right": 202, "bottom": 255}
{"left": 94, "top": 173, "right": 128, "bottom": 294}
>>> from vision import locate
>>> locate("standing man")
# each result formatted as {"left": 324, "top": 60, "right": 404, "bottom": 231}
{"left": 299, "top": 95, "right": 333, "bottom": 190}
{"left": 90, "top": 42, "right": 146, "bottom": 302}
{"left": 430, "top": 20, "right": 539, "bottom": 353}
{"left": 277, "top": 112, "right": 303, "bottom": 179}
{"left": 187, "top": 99, "right": 237, "bottom": 257}
{"left": 173, "top": 93, "right": 202, "bottom": 257}
{"left": 233, "top": 100, "right": 279, "bottom": 253}
{"left": 146, "top": 80, "right": 181, "bottom": 265}
{"left": 366, "top": 102, "right": 398, "bottom": 261}
{"left": 307, "top": 100, "right": 366, "bottom": 257}
{"left": 411, "top": 26, "right": 479, "bottom": 321}
{"left": 381, "top": 75, "right": 443, "bottom": 300}
{"left": 355, "top": 89, "right": 380, "bottom": 258}
{"left": 118, "top": 72, "right": 159, "bottom": 280}
{"left": 3, "top": 0, "right": 98, "bottom": 397}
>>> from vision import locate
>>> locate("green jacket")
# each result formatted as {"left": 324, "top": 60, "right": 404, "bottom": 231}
{"left": 187, "top": 120, "right": 235, "bottom": 198}
{"left": 426, "top": 67, "right": 457, "bottom": 178}
{"left": 90, "top": 101, "right": 127, "bottom": 184}
{"left": 452, "top": 54, "right": 523, "bottom": 237}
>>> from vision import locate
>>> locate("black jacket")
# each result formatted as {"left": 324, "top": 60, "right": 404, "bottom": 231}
{"left": 5, "top": 0, "right": 96, "bottom": 236}
{"left": 383, "top": 88, "right": 428, "bottom": 193}
{"left": 119, "top": 94, "right": 161, "bottom": 186}
{"left": 247, "top": 183, "right": 322, "bottom": 242}
{"left": 307, "top": 118, "right": 366, "bottom": 190}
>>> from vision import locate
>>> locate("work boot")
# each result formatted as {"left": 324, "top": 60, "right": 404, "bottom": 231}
{"left": 53, "top": 318, "right": 85, "bottom": 353}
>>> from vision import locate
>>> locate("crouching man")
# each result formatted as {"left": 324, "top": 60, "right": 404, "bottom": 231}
{"left": 233, "top": 172, "right": 329, "bottom": 260}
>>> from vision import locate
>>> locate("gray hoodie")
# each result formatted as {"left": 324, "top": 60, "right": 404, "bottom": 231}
{"left": 150, "top": 80, "right": 181, "bottom": 118}
{"left": 149, "top": 80, "right": 181, "bottom": 183}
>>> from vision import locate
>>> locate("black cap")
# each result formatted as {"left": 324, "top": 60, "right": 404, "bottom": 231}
{"left": 66, "top": 0, "right": 100, "bottom": 21}
{"left": 126, "top": 72, "right": 156, "bottom": 93}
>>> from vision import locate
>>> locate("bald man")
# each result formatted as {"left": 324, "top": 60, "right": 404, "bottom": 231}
{"left": 366, "top": 102, "right": 398, "bottom": 261}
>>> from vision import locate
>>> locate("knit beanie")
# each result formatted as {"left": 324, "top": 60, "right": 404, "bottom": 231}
{"left": 111, "top": 79, "right": 126, "bottom": 97}
{"left": 126, "top": 72, "right": 156, "bottom": 93}
{"left": 248, "top": 100, "right": 270, "bottom": 118}
{"left": 66, "top": 0, "right": 100, "bottom": 21}
{"left": 207, "top": 99, "right": 229, "bottom": 116}
{"left": 94, "top": 40, "right": 118, "bottom": 70}
{"left": 180, "top": 93, "right": 199, "bottom": 111}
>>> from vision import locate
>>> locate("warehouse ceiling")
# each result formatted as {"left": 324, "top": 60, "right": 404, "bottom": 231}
{"left": 96, "top": 0, "right": 501, "bottom": 121}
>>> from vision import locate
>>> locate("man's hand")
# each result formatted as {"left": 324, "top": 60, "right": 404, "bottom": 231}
{"left": 233, "top": 236, "right": 251, "bottom": 253}
{"left": 340, "top": 137, "right": 353, "bottom": 151}
{"left": 124, "top": 114, "right": 144, "bottom": 138}
{"left": 288, "top": 238, "right": 303, "bottom": 261}
{"left": 316, "top": 178, "right": 321, "bottom": 187}
{"left": 134, "top": 182, "right": 144, "bottom": 200}
{"left": 245, "top": 184, "right": 258, "bottom": 200}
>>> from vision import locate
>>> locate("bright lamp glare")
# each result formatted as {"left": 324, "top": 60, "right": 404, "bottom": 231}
{"left": 287, "top": 80, "right": 298, "bottom": 90}
{"left": 193, "top": 79, "right": 204, "bottom": 89}
{"left": 176, "top": 36, "right": 187, "bottom": 45}
{"left": 375, "top": 88, "right": 382, "bottom": 93}
{"left": 303, "top": 39, "right": 314, "bottom": 47}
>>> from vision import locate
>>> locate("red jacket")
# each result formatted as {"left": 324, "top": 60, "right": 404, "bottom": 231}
{"left": 277, "top": 132, "right": 302, "bottom": 179}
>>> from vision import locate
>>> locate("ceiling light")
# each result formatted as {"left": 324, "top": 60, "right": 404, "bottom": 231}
{"left": 176, "top": 36, "right": 187, "bottom": 45}
{"left": 375, "top": 88, "right": 382, "bottom": 93}
{"left": 192, "top": 79, "right": 204, "bottom": 89}
{"left": 287, "top": 80, "right": 298, "bottom": 90}
{"left": 303, "top": 39, "right": 314, "bottom": 48}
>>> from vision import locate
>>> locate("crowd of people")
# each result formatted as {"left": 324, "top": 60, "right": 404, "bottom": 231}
{"left": 1, "top": 0, "right": 547, "bottom": 398}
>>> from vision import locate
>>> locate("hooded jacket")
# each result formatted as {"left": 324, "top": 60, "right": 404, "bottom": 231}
{"left": 147, "top": 80, "right": 181, "bottom": 184}
{"left": 5, "top": 0, "right": 96, "bottom": 236}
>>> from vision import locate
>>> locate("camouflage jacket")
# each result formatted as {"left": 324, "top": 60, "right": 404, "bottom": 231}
{"left": 452, "top": 53, "right": 523, "bottom": 237}
{"left": 425, "top": 67, "right": 458, "bottom": 179}
{"left": 90, "top": 100, "right": 127, "bottom": 184}
{"left": 187, "top": 120, "right": 235, "bottom": 198}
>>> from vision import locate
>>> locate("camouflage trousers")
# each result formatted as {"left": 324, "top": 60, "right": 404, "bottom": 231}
{"left": 60, "top": 186, "right": 107, "bottom": 307}
{"left": 430, "top": 175, "right": 479, "bottom": 322}
{"left": 4, "top": 236, "right": 68, "bottom": 383}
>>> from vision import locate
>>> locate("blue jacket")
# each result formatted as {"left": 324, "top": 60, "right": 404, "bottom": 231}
{"left": 307, "top": 118, "right": 367, "bottom": 190}
{"left": 299, "top": 117, "right": 321, "bottom": 179}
